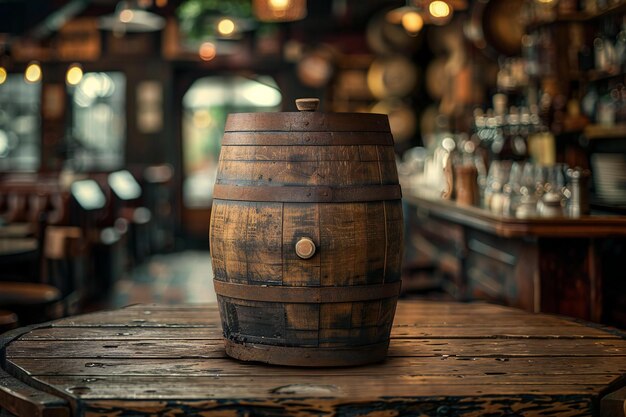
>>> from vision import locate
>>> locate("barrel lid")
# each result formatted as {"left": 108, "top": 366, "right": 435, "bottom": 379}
{"left": 225, "top": 98, "right": 391, "bottom": 133}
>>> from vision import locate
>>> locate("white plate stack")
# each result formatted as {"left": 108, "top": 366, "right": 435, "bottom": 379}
{"left": 591, "top": 153, "right": 626, "bottom": 205}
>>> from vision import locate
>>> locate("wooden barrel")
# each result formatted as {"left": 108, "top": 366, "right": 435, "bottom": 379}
{"left": 209, "top": 98, "right": 403, "bottom": 366}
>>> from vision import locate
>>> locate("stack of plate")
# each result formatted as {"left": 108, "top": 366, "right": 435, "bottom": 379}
{"left": 591, "top": 153, "right": 626, "bottom": 205}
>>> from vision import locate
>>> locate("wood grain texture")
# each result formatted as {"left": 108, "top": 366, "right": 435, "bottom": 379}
{"left": 224, "top": 112, "right": 391, "bottom": 133}
{"left": 221, "top": 131, "right": 394, "bottom": 146}
{"left": 0, "top": 371, "right": 68, "bottom": 417}
{"left": 1, "top": 301, "right": 625, "bottom": 416}
{"left": 0, "top": 326, "right": 69, "bottom": 417}
{"left": 48, "top": 306, "right": 603, "bottom": 327}
{"left": 210, "top": 112, "right": 403, "bottom": 365}
{"left": 9, "top": 356, "right": 626, "bottom": 377}
{"left": 6, "top": 336, "right": 626, "bottom": 359}
{"left": 25, "top": 375, "right": 617, "bottom": 398}
{"left": 79, "top": 396, "right": 596, "bottom": 417}
{"left": 601, "top": 386, "right": 626, "bottom": 417}
{"left": 282, "top": 204, "right": 320, "bottom": 286}
{"left": 17, "top": 321, "right": 621, "bottom": 340}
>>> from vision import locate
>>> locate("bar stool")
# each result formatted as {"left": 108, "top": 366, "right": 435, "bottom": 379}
{"left": 0, "top": 282, "right": 63, "bottom": 325}
{"left": 0, "top": 309, "right": 18, "bottom": 334}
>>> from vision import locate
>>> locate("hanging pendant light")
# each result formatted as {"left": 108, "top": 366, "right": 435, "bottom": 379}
{"left": 386, "top": 0, "right": 458, "bottom": 34}
{"left": 216, "top": 17, "right": 236, "bottom": 37}
{"left": 427, "top": 0, "right": 453, "bottom": 25}
{"left": 386, "top": 1, "right": 424, "bottom": 36}
{"left": 198, "top": 42, "right": 217, "bottom": 61}
{"left": 253, "top": 0, "right": 307, "bottom": 22}
{"left": 99, "top": 0, "right": 166, "bottom": 33}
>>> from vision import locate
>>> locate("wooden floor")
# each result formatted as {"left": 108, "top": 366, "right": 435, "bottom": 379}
{"left": 106, "top": 251, "right": 216, "bottom": 308}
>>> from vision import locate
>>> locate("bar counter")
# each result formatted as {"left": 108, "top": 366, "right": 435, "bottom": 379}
{"left": 404, "top": 193, "right": 626, "bottom": 238}
{"left": 403, "top": 193, "right": 626, "bottom": 327}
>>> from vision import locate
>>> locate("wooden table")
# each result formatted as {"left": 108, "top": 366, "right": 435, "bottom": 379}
{"left": 1, "top": 301, "right": 625, "bottom": 417}
{"left": 0, "top": 238, "right": 37, "bottom": 258}
{"left": 0, "top": 223, "right": 32, "bottom": 239}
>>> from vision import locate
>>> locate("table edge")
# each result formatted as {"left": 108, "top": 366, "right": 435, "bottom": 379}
{"left": 1, "top": 323, "right": 70, "bottom": 417}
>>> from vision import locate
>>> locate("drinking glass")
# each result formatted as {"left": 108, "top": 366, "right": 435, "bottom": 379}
{"left": 502, "top": 161, "right": 524, "bottom": 216}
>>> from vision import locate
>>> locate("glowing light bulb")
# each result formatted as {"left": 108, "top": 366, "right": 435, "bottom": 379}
{"left": 269, "top": 0, "right": 291, "bottom": 10}
{"left": 402, "top": 11, "right": 423, "bottom": 34}
{"left": 429, "top": 1, "right": 450, "bottom": 18}
{"left": 217, "top": 18, "right": 236, "bottom": 36}
{"left": 254, "top": 0, "right": 306, "bottom": 22}
{"left": 66, "top": 64, "right": 83, "bottom": 86}
{"left": 199, "top": 42, "right": 217, "bottom": 61}
{"left": 119, "top": 8, "right": 134, "bottom": 23}
{"left": 0, "top": 67, "right": 6, "bottom": 85}
{"left": 24, "top": 62, "right": 42, "bottom": 83}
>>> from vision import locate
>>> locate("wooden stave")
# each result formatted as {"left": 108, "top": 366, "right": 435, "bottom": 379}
{"left": 209, "top": 200, "right": 403, "bottom": 288}
{"left": 216, "top": 295, "right": 398, "bottom": 345}
{"left": 214, "top": 144, "right": 398, "bottom": 188}
{"left": 210, "top": 201, "right": 402, "bottom": 363}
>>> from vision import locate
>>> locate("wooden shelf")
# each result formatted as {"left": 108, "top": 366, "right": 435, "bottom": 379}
{"left": 576, "top": 1, "right": 626, "bottom": 22}
{"left": 526, "top": 2, "right": 626, "bottom": 30}
{"left": 584, "top": 124, "right": 626, "bottom": 140}
{"left": 557, "top": 2, "right": 626, "bottom": 22}
{"left": 586, "top": 70, "right": 626, "bottom": 82}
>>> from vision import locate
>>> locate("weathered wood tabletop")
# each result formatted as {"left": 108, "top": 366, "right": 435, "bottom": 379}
{"left": 1, "top": 300, "right": 625, "bottom": 417}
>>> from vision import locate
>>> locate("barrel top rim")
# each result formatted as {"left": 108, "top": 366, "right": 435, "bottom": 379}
{"left": 226, "top": 111, "right": 389, "bottom": 117}
{"left": 225, "top": 111, "right": 391, "bottom": 132}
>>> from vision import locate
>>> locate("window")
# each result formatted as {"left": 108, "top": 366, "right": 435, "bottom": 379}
{"left": 69, "top": 72, "right": 126, "bottom": 170}
{"left": 182, "top": 75, "right": 281, "bottom": 208}
{"left": 0, "top": 74, "right": 41, "bottom": 171}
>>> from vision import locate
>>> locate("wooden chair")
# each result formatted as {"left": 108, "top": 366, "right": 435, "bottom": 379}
{"left": 3, "top": 192, "right": 28, "bottom": 223}
{"left": 0, "top": 220, "right": 83, "bottom": 326}
{"left": 43, "top": 226, "right": 84, "bottom": 315}
{"left": 0, "top": 282, "right": 63, "bottom": 325}
{"left": 0, "top": 310, "right": 18, "bottom": 334}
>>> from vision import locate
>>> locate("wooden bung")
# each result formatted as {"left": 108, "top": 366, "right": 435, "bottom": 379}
{"left": 209, "top": 98, "right": 404, "bottom": 366}
{"left": 295, "top": 98, "right": 320, "bottom": 111}
{"left": 295, "top": 237, "right": 316, "bottom": 259}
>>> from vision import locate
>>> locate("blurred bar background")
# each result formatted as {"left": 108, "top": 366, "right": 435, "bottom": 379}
{"left": 0, "top": 0, "right": 625, "bottom": 332}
